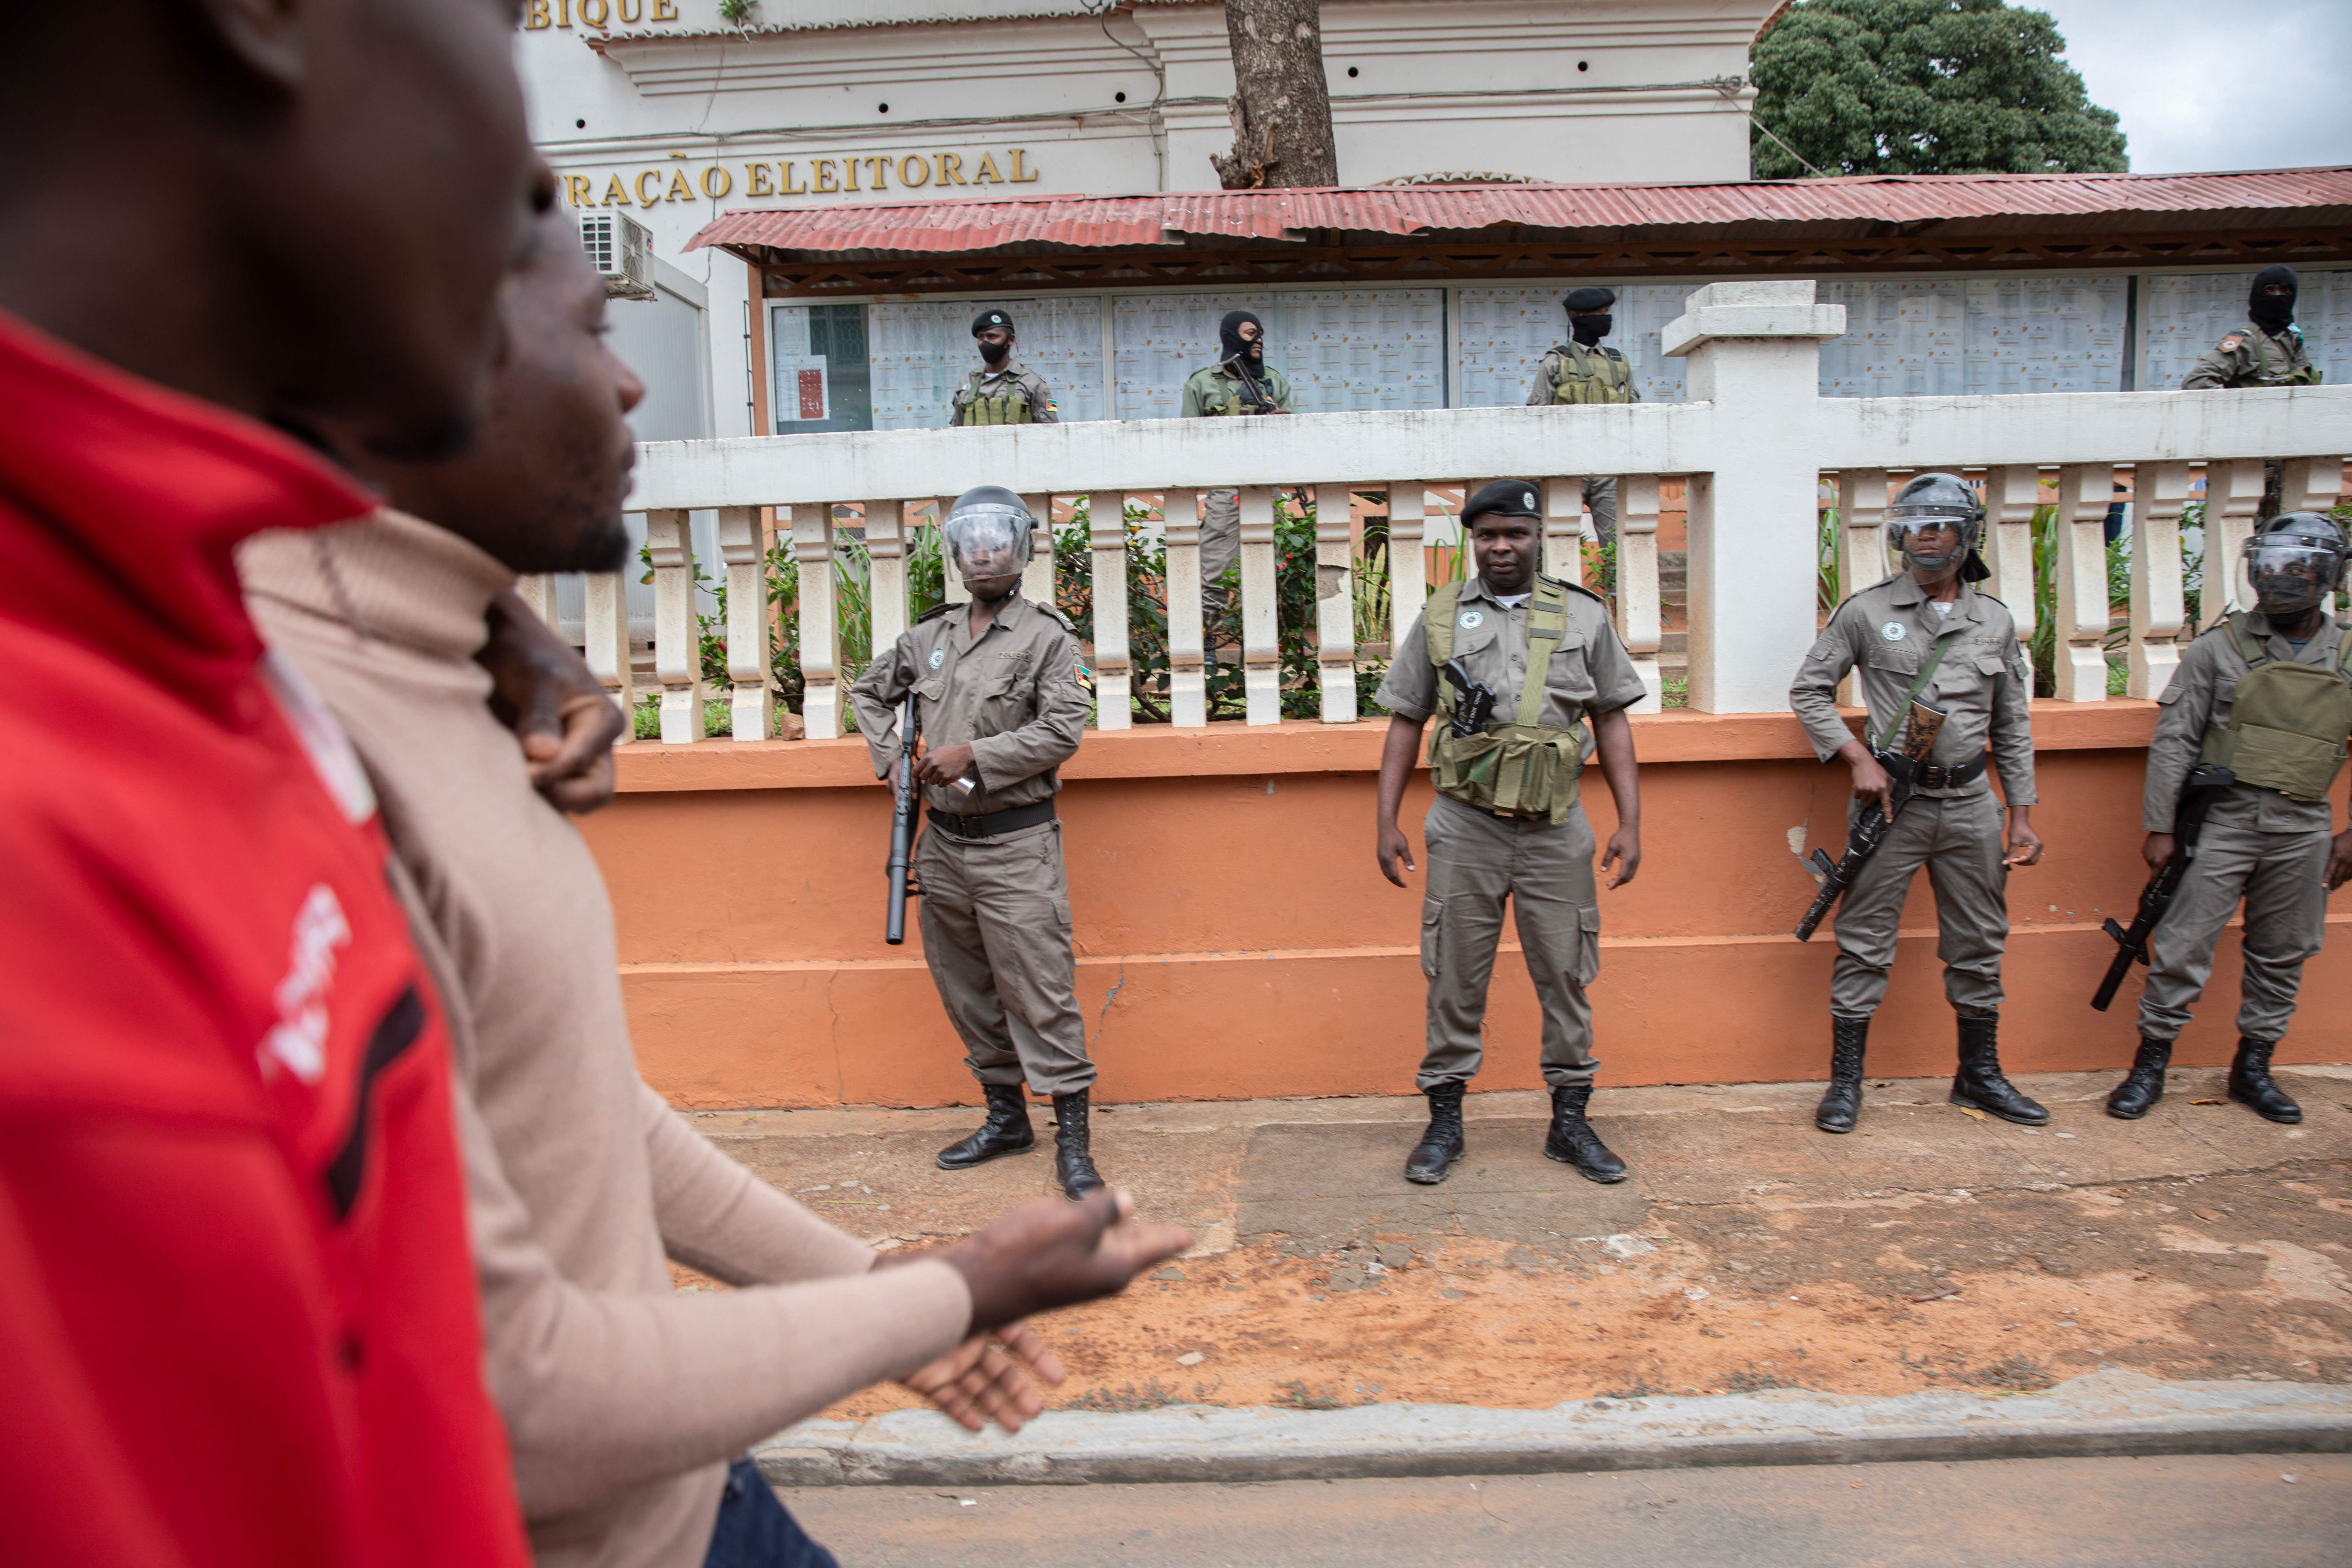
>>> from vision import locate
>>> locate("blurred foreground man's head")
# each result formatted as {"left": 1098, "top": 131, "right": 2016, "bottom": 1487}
{"left": 358, "top": 204, "right": 646, "bottom": 573}
{"left": 0, "top": 0, "right": 545, "bottom": 458}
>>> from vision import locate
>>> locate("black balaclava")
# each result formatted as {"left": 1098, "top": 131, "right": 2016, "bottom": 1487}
{"left": 1220, "top": 309, "right": 1265, "bottom": 367}
{"left": 2249, "top": 265, "right": 2298, "bottom": 333}
{"left": 972, "top": 308, "right": 1014, "bottom": 366}
{"left": 1563, "top": 286, "right": 1615, "bottom": 346}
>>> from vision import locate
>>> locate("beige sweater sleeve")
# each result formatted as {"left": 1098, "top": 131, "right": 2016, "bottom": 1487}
{"left": 637, "top": 1086, "right": 878, "bottom": 1286}
{"left": 459, "top": 1087, "right": 970, "bottom": 1517}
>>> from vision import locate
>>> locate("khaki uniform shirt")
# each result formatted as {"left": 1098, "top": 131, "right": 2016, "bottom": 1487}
{"left": 2181, "top": 322, "right": 2320, "bottom": 389}
{"left": 1791, "top": 574, "right": 2037, "bottom": 805}
{"left": 848, "top": 592, "right": 1090, "bottom": 814}
{"left": 1180, "top": 362, "right": 1293, "bottom": 416}
{"left": 1376, "top": 573, "right": 1647, "bottom": 733}
{"left": 2144, "top": 612, "right": 2347, "bottom": 834}
{"left": 1524, "top": 344, "right": 1641, "bottom": 404}
{"left": 949, "top": 362, "right": 1058, "bottom": 425}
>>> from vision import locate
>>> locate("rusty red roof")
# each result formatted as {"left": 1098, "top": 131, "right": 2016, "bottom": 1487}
{"left": 687, "top": 168, "right": 2352, "bottom": 257}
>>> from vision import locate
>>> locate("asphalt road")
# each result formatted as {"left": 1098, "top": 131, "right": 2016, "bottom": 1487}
{"left": 780, "top": 1452, "right": 2350, "bottom": 1567}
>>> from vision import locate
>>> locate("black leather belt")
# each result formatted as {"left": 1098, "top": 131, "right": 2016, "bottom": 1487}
{"left": 1898, "top": 755, "right": 1987, "bottom": 791}
{"left": 926, "top": 800, "right": 1055, "bottom": 839}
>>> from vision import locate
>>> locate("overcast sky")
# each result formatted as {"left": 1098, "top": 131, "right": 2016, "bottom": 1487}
{"left": 2030, "top": 0, "right": 2352, "bottom": 173}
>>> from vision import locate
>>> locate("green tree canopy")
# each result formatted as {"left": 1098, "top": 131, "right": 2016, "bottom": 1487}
{"left": 1751, "top": 0, "right": 2128, "bottom": 178}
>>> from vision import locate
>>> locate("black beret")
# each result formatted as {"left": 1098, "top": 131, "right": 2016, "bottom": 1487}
{"left": 971, "top": 309, "right": 1014, "bottom": 336}
{"left": 1562, "top": 287, "right": 1616, "bottom": 313}
{"left": 1463, "top": 478, "right": 1542, "bottom": 525}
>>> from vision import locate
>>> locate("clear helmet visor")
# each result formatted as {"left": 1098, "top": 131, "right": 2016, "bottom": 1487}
{"left": 943, "top": 504, "right": 1033, "bottom": 582}
{"left": 1886, "top": 511, "right": 1978, "bottom": 570}
{"left": 2242, "top": 538, "right": 2343, "bottom": 617}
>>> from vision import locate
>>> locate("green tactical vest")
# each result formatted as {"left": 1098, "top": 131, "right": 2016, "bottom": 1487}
{"left": 2196, "top": 612, "right": 2352, "bottom": 802}
{"left": 959, "top": 372, "right": 1033, "bottom": 426}
{"left": 2240, "top": 325, "right": 2322, "bottom": 388}
{"left": 1547, "top": 342, "right": 1634, "bottom": 406}
{"left": 1424, "top": 576, "right": 1587, "bottom": 822}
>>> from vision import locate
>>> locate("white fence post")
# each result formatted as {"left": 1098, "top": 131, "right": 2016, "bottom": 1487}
{"left": 646, "top": 508, "right": 706, "bottom": 744}
{"left": 2206, "top": 458, "right": 2267, "bottom": 629}
{"left": 1020, "top": 493, "right": 1055, "bottom": 610}
{"left": 1089, "top": 492, "right": 1132, "bottom": 730}
{"left": 1314, "top": 482, "right": 1357, "bottom": 723}
{"left": 718, "top": 505, "right": 772, "bottom": 742}
{"left": 1164, "top": 489, "right": 1208, "bottom": 727}
{"left": 2052, "top": 464, "right": 2115, "bottom": 703}
{"left": 866, "top": 497, "right": 909, "bottom": 671}
{"left": 512, "top": 574, "right": 559, "bottom": 628}
{"left": 1541, "top": 475, "right": 1587, "bottom": 585}
{"left": 2281, "top": 455, "right": 2345, "bottom": 515}
{"left": 583, "top": 570, "right": 634, "bottom": 732}
{"left": 2129, "top": 461, "right": 2193, "bottom": 701}
{"left": 1387, "top": 482, "right": 1428, "bottom": 657}
{"left": 1616, "top": 473, "right": 1664, "bottom": 713}
{"left": 1238, "top": 484, "right": 1282, "bottom": 725}
{"left": 792, "top": 503, "right": 839, "bottom": 739}
{"left": 1984, "top": 465, "right": 2043, "bottom": 678}
{"left": 1666, "top": 280, "right": 1847, "bottom": 713}
{"left": 1833, "top": 469, "right": 1889, "bottom": 708}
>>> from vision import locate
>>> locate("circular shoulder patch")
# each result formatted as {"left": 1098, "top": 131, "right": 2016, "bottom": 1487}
{"left": 927, "top": 648, "right": 946, "bottom": 669}
{"left": 1880, "top": 621, "right": 1907, "bottom": 643}
{"left": 1458, "top": 610, "right": 1484, "bottom": 630}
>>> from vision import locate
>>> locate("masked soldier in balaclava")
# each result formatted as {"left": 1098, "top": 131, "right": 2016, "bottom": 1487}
{"left": 847, "top": 487, "right": 1107, "bottom": 1199}
{"left": 2104, "top": 513, "right": 2352, "bottom": 1127}
{"left": 1182, "top": 309, "right": 1293, "bottom": 671}
{"left": 2183, "top": 266, "right": 2323, "bottom": 518}
{"left": 1790, "top": 474, "right": 2046, "bottom": 1134}
{"left": 1372, "top": 481, "right": 1648, "bottom": 1189}
{"left": 950, "top": 308, "right": 1059, "bottom": 427}
{"left": 1526, "top": 286, "right": 1637, "bottom": 544}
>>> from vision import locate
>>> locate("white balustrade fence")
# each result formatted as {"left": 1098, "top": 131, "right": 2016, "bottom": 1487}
{"left": 602, "top": 281, "right": 2350, "bottom": 743}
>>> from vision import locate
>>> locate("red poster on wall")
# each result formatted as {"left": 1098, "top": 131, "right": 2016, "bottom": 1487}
{"left": 776, "top": 354, "right": 829, "bottom": 422}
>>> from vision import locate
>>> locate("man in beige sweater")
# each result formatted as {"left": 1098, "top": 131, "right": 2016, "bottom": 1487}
{"left": 243, "top": 206, "right": 1187, "bottom": 1568}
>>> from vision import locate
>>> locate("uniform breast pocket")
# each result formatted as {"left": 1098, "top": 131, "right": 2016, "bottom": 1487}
{"left": 1865, "top": 646, "right": 1921, "bottom": 678}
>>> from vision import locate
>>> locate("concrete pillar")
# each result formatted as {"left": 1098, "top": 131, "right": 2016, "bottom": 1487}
{"left": 1665, "top": 281, "right": 1846, "bottom": 714}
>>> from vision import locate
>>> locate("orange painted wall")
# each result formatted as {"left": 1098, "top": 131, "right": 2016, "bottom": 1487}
{"left": 583, "top": 706, "right": 2352, "bottom": 1109}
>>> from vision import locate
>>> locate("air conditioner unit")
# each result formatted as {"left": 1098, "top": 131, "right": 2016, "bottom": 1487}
{"left": 580, "top": 210, "right": 656, "bottom": 301}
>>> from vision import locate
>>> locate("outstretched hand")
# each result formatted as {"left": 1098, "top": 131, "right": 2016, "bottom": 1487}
{"left": 938, "top": 1191, "right": 1190, "bottom": 1337}
{"left": 479, "top": 590, "right": 626, "bottom": 813}
{"left": 900, "top": 1321, "right": 1066, "bottom": 1434}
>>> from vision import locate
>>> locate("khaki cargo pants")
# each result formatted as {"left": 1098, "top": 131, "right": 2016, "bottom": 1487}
{"left": 2136, "top": 815, "right": 2330, "bottom": 1045}
{"left": 1415, "top": 793, "right": 1603, "bottom": 1090}
{"left": 916, "top": 819, "right": 1096, "bottom": 1096}
{"left": 1830, "top": 789, "right": 2010, "bottom": 1019}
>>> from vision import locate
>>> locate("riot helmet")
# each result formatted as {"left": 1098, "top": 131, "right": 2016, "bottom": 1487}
{"left": 941, "top": 485, "right": 1035, "bottom": 586}
{"left": 2240, "top": 511, "right": 2348, "bottom": 621}
{"left": 1885, "top": 472, "right": 1988, "bottom": 581}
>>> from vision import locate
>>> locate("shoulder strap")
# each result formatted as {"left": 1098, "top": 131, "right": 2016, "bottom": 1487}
{"left": 1871, "top": 625, "right": 1960, "bottom": 752}
{"left": 1425, "top": 580, "right": 1464, "bottom": 667}
{"left": 2225, "top": 610, "right": 2269, "bottom": 668}
{"left": 1515, "top": 577, "right": 1572, "bottom": 727}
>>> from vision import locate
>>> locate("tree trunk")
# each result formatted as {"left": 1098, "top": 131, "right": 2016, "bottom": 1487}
{"left": 1209, "top": 0, "right": 1339, "bottom": 189}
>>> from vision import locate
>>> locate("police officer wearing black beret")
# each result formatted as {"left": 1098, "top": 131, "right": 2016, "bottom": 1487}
{"left": 1526, "top": 286, "right": 1636, "bottom": 543}
{"left": 951, "top": 308, "right": 1059, "bottom": 427}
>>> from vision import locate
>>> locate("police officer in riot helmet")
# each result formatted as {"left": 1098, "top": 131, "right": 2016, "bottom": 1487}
{"left": 1526, "top": 286, "right": 1637, "bottom": 544}
{"left": 1372, "top": 480, "right": 1648, "bottom": 1188}
{"left": 848, "top": 486, "right": 1107, "bottom": 1198}
{"left": 1790, "top": 472, "right": 2046, "bottom": 1134}
{"left": 2105, "top": 512, "right": 2352, "bottom": 1126}
{"left": 951, "top": 309, "right": 1059, "bottom": 427}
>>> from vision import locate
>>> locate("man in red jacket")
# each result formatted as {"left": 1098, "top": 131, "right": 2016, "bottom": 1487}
{"left": 0, "top": 3, "right": 548, "bottom": 1564}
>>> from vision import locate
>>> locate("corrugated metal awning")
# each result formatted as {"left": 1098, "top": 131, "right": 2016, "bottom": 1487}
{"left": 687, "top": 169, "right": 2352, "bottom": 258}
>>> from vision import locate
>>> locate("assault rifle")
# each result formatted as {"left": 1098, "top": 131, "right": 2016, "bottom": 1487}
{"left": 1225, "top": 355, "right": 1284, "bottom": 415}
{"left": 2091, "top": 765, "right": 2236, "bottom": 1010}
{"left": 1442, "top": 658, "right": 1498, "bottom": 738}
{"left": 884, "top": 691, "right": 922, "bottom": 945}
{"left": 1794, "top": 697, "right": 1949, "bottom": 942}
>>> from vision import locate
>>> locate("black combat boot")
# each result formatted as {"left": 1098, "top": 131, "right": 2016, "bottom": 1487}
{"left": 1403, "top": 1082, "right": 1466, "bottom": 1185}
{"left": 935, "top": 1083, "right": 1034, "bottom": 1170}
{"left": 1543, "top": 1083, "right": 1628, "bottom": 1184}
{"left": 2228, "top": 1037, "right": 2303, "bottom": 1125}
{"left": 2105, "top": 1036, "right": 2172, "bottom": 1120}
{"left": 1949, "top": 1013, "right": 2049, "bottom": 1126}
{"left": 1816, "top": 1015, "right": 1870, "bottom": 1134}
{"left": 1052, "top": 1090, "right": 1107, "bottom": 1200}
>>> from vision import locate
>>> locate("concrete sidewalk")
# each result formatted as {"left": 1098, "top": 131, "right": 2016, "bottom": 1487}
{"left": 684, "top": 1066, "right": 2352, "bottom": 1477}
